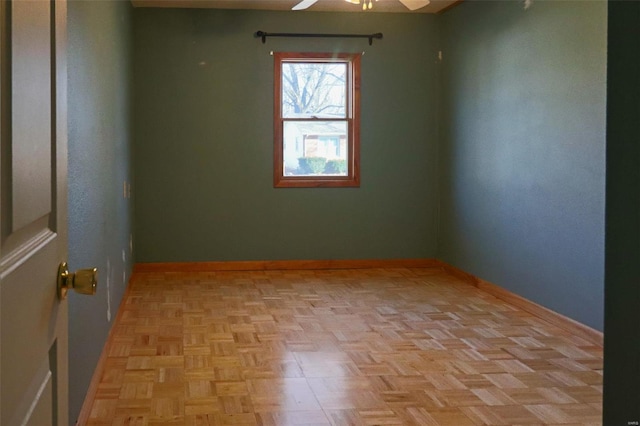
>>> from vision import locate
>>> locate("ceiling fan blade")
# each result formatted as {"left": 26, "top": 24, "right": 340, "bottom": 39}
{"left": 292, "top": 0, "right": 319, "bottom": 10}
{"left": 398, "top": 0, "right": 430, "bottom": 11}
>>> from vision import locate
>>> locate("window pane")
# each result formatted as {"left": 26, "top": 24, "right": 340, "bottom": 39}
{"left": 282, "top": 62, "right": 347, "bottom": 119}
{"left": 283, "top": 121, "right": 348, "bottom": 176}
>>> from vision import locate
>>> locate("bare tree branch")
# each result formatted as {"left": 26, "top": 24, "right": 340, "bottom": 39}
{"left": 282, "top": 62, "right": 346, "bottom": 116}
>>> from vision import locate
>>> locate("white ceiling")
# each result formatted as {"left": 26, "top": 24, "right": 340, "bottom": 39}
{"left": 131, "top": 0, "right": 461, "bottom": 14}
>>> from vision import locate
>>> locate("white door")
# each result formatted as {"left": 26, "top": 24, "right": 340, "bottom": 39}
{"left": 0, "top": 0, "right": 70, "bottom": 424}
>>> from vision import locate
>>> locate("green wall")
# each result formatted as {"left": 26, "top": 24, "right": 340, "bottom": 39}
{"left": 438, "top": 1, "right": 607, "bottom": 331}
{"left": 133, "top": 9, "right": 440, "bottom": 262}
{"left": 68, "top": 1, "right": 133, "bottom": 422}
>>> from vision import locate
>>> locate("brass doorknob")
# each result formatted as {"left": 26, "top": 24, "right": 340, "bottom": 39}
{"left": 57, "top": 262, "right": 98, "bottom": 300}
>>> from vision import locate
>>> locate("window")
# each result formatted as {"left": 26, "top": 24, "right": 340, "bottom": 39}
{"left": 274, "top": 52, "right": 361, "bottom": 187}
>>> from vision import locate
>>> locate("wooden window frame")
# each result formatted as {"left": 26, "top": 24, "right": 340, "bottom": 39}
{"left": 274, "top": 52, "right": 361, "bottom": 188}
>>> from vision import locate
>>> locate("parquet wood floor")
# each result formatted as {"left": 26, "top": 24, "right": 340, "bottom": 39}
{"left": 85, "top": 268, "right": 603, "bottom": 425}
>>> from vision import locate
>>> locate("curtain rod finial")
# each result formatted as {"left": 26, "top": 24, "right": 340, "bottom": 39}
{"left": 255, "top": 31, "right": 267, "bottom": 44}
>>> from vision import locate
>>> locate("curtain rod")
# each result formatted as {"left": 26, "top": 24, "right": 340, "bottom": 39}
{"left": 255, "top": 30, "right": 383, "bottom": 45}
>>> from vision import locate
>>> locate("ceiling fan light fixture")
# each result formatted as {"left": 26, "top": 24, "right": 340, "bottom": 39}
{"left": 344, "top": 0, "right": 375, "bottom": 10}
{"left": 296, "top": 0, "right": 427, "bottom": 11}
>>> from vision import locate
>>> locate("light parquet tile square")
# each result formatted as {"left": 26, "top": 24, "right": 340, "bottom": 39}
{"left": 85, "top": 268, "right": 602, "bottom": 425}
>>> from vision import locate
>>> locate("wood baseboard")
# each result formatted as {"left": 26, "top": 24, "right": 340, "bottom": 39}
{"left": 437, "top": 260, "right": 603, "bottom": 347}
{"left": 133, "top": 258, "right": 441, "bottom": 273}
{"left": 75, "top": 273, "right": 138, "bottom": 426}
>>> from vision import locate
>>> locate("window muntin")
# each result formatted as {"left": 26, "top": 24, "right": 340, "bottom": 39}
{"left": 274, "top": 52, "right": 360, "bottom": 187}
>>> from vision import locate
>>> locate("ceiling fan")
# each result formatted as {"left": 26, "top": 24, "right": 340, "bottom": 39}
{"left": 293, "top": 0, "right": 431, "bottom": 11}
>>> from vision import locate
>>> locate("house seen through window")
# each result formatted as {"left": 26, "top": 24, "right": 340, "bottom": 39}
{"left": 274, "top": 52, "right": 361, "bottom": 187}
